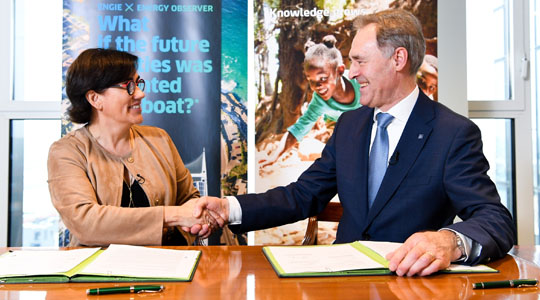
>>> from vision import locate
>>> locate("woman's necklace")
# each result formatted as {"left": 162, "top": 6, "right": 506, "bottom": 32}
{"left": 125, "top": 128, "right": 135, "bottom": 207}
{"left": 123, "top": 168, "right": 135, "bottom": 207}
{"left": 127, "top": 179, "right": 134, "bottom": 208}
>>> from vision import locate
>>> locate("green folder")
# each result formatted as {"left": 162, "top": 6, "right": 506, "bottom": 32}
{"left": 262, "top": 241, "right": 498, "bottom": 278}
{"left": 0, "top": 245, "right": 201, "bottom": 284}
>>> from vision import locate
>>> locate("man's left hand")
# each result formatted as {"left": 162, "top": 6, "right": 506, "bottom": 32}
{"left": 386, "top": 230, "right": 462, "bottom": 276}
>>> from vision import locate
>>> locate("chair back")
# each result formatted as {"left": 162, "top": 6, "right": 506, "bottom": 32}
{"left": 302, "top": 202, "right": 343, "bottom": 245}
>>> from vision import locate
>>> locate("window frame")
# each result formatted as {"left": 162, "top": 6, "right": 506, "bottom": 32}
{"left": 0, "top": 1, "right": 61, "bottom": 247}
{"left": 440, "top": 0, "right": 534, "bottom": 245}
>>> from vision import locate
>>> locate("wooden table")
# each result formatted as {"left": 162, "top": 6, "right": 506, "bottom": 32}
{"left": 509, "top": 245, "right": 540, "bottom": 266}
{"left": 1, "top": 245, "right": 539, "bottom": 299}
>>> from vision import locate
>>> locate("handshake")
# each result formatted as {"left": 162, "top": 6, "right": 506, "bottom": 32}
{"left": 165, "top": 196, "right": 231, "bottom": 239}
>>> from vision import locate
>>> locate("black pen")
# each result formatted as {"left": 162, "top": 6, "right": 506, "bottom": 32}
{"left": 86, "top": 285, "right": 164, "bottom": 295}
{"left": 472, "top": 279, "right": 538, "bottom": 289}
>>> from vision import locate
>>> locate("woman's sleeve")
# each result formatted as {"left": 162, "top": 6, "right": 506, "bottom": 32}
{"left": 47, "top": 140, "right": 164, "bottom": 246}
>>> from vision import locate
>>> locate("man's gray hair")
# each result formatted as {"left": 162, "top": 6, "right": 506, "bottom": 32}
{"left": 353, "top": 9, "right": 426, "bottom": 75}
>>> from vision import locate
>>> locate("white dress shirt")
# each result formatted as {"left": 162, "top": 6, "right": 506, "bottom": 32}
{"left": 369, "top": 86, "right": 418, "bottom": 162}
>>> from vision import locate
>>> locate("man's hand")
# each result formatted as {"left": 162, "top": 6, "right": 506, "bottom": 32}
{"left": 165, "top": 199, "right": 225, "bottom": 239}
{"left": 181, "top": 196, "right": 230, "bottom": 236}
{"left": 386, "top": 231, "right": 462, "bottom": 276}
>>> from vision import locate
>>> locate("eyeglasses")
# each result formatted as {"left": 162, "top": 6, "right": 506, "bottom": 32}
{"left": 110, "top": 78, "right": 145, "bottom": 95}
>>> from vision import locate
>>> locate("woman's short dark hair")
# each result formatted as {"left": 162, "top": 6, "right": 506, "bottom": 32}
{"left": 66, "top": 48, "right": 138, "bottom": 124}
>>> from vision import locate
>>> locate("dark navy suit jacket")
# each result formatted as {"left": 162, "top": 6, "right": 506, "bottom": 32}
{"left": 232, "top": 91, "right": 516, "bottom": 264}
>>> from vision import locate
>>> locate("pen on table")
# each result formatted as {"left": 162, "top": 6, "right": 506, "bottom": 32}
{"left": 472, "top": 279, "right": 538, "bottom": 289}
{"left": 86, "top": 285, "right": 164, "bottom": 295}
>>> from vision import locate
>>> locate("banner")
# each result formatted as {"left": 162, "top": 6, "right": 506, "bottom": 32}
{"left": 253, "top": 0, "right": 437, "bottom": 245}
{"left": 63, "top": 0, "right": 248, "bottom": 245}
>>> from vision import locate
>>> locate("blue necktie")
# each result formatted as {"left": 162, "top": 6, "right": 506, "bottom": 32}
{"left": 368, "top": 113, "right": 394, "bottom": 208}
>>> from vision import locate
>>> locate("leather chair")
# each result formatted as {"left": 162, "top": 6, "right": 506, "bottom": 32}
{"left": 302, "top": 202, "right": 343, "bottom": 245}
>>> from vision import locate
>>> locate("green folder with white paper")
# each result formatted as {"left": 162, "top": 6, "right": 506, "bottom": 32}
{"left": 262, "top": 241, "right": 498, "bottom": 277}
{"left": 0, "top": 244, "right": 200, "bottom": 283}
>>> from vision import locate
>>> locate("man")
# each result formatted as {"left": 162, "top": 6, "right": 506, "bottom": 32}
{"left": 188, "top": 9, "right": 515, "bottom": 276}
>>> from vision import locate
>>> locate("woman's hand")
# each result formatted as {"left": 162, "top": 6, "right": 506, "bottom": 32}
{"left": 164, "top": 199, "right": 225, "bottom": 238}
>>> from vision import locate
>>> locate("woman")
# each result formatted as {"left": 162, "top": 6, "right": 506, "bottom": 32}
{"left": 48, "top": 48, "right": 216, "bottom": 246}
{"left": 259, "top": 35, "right": 362, "bottom": 167}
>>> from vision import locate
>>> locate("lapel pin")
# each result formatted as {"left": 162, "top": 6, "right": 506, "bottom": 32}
{"left": 418, "top": 134, "right": 424, "bottom": 139}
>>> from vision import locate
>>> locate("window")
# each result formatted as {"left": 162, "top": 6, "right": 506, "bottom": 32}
{"left": 466, "top": 0, "right": 512, "bottom": 101}
{"left": 467, "top": 1, "right": 517, "bottom": 219}
{"left": 531, "top": 0, "right": 540, "bottom": 243}
{"left": 471, "top": 118, "right": 515, "bottom": 214}
{"left": 9, "top": 120, "right": 61, "bottom": 247}
{"left": 444, "top": 0, "right": 531, "bottom": 244}
{"left": 0, "top": 0, "right": 62, "bottom": 247}
{"left": 13, "top": 0, "right": 62, "bottom": 101}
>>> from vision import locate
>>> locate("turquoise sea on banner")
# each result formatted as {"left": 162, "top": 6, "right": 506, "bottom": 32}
{"left": 222, "top": 0, "right": 247, "bottom": 101}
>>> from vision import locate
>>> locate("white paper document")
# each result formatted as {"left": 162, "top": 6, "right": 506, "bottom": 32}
{"left": 0, "top": 248, "right": 100, "bottom": 276}
{"left": 358, "top": 241, "right": 402, "bottom": 259}
{"left": 81, "top": 244, "right": 200, "bottom": 279}
{"left": 268, "top": 244, "right": 384, "bottom": 273}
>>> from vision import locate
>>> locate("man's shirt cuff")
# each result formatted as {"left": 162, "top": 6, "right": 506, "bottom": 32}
{"left": 226, "top": 196, "right": 242, "bottom": 225}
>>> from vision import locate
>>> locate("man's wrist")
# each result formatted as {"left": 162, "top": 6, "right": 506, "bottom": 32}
{"left": 439, "top": 229, "right": 466, "bottom": 262}
{"left": 454, "top": 233, "right": 466, "bottom": 261}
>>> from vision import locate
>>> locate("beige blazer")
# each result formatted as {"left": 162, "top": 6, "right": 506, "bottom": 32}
{"left": 47, "top": 125, "right": 199, "bottom": 246}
